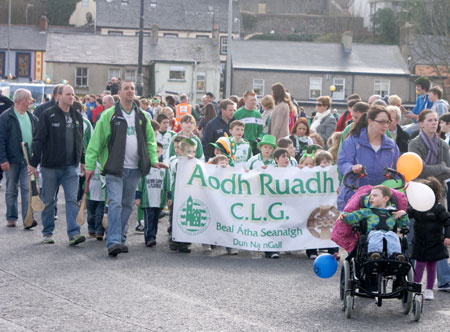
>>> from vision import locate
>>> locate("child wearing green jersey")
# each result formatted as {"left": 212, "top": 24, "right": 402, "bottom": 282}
{"left": 229, "top": 120, "right": 252, "bottom": 168}
{"left": 86, "top": 161, "right": 106, "bottom": 240}
{"left": 245, "top": 135, "right": 277, "bottom": 170}
{"left": 156, "top": 114, "right": 176, "bottom": 164}
{"left": 135, "top": 143, "right": 170, "bottom": 247}
{"left": 166, "top": 114, "right": 204, "bottom": 161}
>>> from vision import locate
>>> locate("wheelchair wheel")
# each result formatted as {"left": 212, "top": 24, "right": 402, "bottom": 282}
{"left": 402, "top": 269, "right": 413, "bottom": 314}
{"left": 345, "top": 295, "right": 353, "bottom": 319}
{"left": 413, "top": 296, "right": 422, "bottom": 322}
{"left": 340, "top": 260, "right": 350, "bottom": 311}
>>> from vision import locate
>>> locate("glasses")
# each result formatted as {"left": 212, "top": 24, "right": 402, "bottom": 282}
{"left": 316, "top": 104, "right": 324, "bottom": 107}
{"left": 373, "top": 119, "right": 392, "bottom": 125}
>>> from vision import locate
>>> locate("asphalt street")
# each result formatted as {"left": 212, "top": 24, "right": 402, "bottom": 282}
{"left": 0, "top": 184, "right": 449, "bottom": 332}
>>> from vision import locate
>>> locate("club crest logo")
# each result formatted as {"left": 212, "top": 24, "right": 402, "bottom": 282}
{"left": 176, "top": 196, "right": 210, "bottom": 235}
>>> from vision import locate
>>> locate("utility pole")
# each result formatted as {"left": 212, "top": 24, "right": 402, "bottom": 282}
{"left": 7, "top": 0, "right": 11, "bottom": 78}
{"left": 225, "top": 0, "right": 232, "bottom": 97}
{"left": 136, "top": 0, "right": 144, "bottom": 96}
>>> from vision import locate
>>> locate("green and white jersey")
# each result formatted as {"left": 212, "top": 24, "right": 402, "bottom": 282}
{"left": 138, "top": 168, "right": 169, "bottom": 208}
{"left": 233, "top": 107, "right": 263, "bottom": 144}
{"left": 87, "top": 162, "right": 106, "bottom": 201}
{"left": 272, "top": 156, "right": 298, "bottom": 167}
{"left": 157, "top": 130, "right": 176, "bottom": 164}
{"left": 245, "top": 153, "right": 273, "bottom": 170}
{"left": 166, "top": 133, "right": 204, "bottom": 161}
{"left": 168, "top": 155, "right": 179, "bottom": 195}
{"left": 82, "top": 117, "right": 93, "bottom": 150}
{"left": 233, "top": 138, "right": 252, "bottom": 168}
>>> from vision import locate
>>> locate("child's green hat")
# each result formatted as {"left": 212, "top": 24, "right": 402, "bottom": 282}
{"left": 257, "top": 134, "right": 277, "bottom": 150}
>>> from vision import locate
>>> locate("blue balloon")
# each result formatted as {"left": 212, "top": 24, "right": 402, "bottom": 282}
{"left": 313, "top": 253, "right": 338, "bottom": 279}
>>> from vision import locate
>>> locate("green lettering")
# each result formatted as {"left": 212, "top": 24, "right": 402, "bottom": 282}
{"left": 259, "top": 174, "right": 276, "bottom": 195}
{"left": 208, "top": 176, "right": 220, "bottom": 190}
{"left": 221, "top": 174, "right": 236, "bottom": 195}
{"left": 306, "top": 172, "right": 321, "bottom": 194}
{"left": 187, "top": 164, "right": 207, "bottom": 187}
{"left": 275, "top": 179, "right": 290, "bottom": 195}
{"left": 231, "top": 203, "right": 244, "bottom": 220}
{"left": 268, "top": 202, "right": 284, "bottom": 220}
{"left": 237, "top": 174, "right": 251, "bottom": 195}
{"left": 322, "top": 171, "right": 334, "bottom": 193}
{"left": 291, "top": 179, "right": 306, "bottom": 194}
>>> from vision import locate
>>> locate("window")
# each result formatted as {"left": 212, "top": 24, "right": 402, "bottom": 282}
{"left": 121, "top": 0, "right": 129, "bottom": 4}
{"left": 0, "top": 52, "right": 4, "bottom": 78}
{"left": 76, "top": 67, "right": 88, "bottom": 87}
{"left": 196, "top": 35, "right": 209, "bottom": 39}
{"left": 253, "top": 79, "right": 264, "bottom": 96}
{"left": 108, "top": 68, "right": 120, "bottom": 81}
{"left": 108, "top": 30, "right": 123, "bottom": 36}
{"left": 258, "top": 3, "right": 267, "bottom": 14}
{"left": 309, "top": 77, "right": 322, "bottom": 99}
{"left": 150, "top": 0, "right": 157, "bottom": 7}
{"left": 332, "top": 78, "right": 345, "bottom": 100}
{"left": 135, "top": 31, "right": 150, "bottom": 37}
{"left": 169, "top": 66, "right": 185, "bottom": 80}
{"left": 82, "top": 0, "right": 89, "bottom": 8}
{"left": 16, "top": 53, "right": 31, "bottom": 78}
{"left": 374, "top": 79, "right": 390, "bottom": 97}
{"left": 196, "top": 72, "right": 206, "bottom": 92}
{"left": 125, "top": 69, "right": 136, "bottom": 82}
{"left": 220, "top": 36, "right": 228, "bottom": 55}
{"left": 163, "top": 33, "right": 178, "bottom": 38}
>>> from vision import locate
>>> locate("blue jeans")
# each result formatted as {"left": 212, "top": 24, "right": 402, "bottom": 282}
{"left": 143, "top": 207, "right": 161, "bottom": 243}
{"left": 86, "top": 199, "right": 105, "bottom": 235}
{"left": 5, "top": 163, "right": 29, "bottom": 222}
{"left": 367, "top": 230, "right": 401, "bottom": 256}
{"left": 105, "top": 168, "right": 141, "bottom": 248}
{"left": 41, "top": 166, "right": 80, "bottom": 239}
{"left": 437, "top": 259, "right": 450, "bottom": 287}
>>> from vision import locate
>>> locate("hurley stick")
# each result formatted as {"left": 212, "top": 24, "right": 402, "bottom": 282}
{"left": 76, "top": 179, "right": 90, "bottom": 226}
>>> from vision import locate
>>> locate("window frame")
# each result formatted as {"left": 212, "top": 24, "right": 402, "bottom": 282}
{"left": 169, "top": 66, "right": 186, "bottom": 81}
{"left": 220, "top": 36, "right": 228, "bottom": 55}
{"left": 196, "top": 71, "right": 207, "bottom": 92}
{"left": 309, "top": 77, "right": 322, "bottom": 99}
{"left": 16, "top": 52, "right": 31, "bottom": 78}
{"left": 374, "top": 79, "right": 390, "bottom": 98}
{"left": 108, "top": 68, "right": 121, "bottom": 81}
{"left": 124, "top": 69, "right": 136, "bottom": 82}
{"left": 75, "top": 67, "right": 88, "bottom": 87}
{"left": 252, "top": 79, "right": 265, "bottom": 96}
{"left": 332, "top": 77, "right": 345, "bottom": 101}
{"left": 108, "top": 30, "right": 123, "bottom": 36}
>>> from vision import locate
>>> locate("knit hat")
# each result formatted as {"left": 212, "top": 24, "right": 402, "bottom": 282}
{"left": 257, "top": 134, "right": 277, "bottom": 150}
{"left": 209, "top": 135, "right": 236, "bottom": 165}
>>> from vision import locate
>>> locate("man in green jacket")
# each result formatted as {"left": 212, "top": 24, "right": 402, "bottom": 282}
{"left": 85, "top": 81, "right": 167, "bottom": 257}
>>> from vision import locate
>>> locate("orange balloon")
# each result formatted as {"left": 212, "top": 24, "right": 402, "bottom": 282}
{"left": 397, "top": 152, "right": 423, "bottom": 182}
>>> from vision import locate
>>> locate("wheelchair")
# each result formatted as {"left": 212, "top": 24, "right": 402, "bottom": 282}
{"left": 338, "top": 167, "right": 423, "bottom": 321}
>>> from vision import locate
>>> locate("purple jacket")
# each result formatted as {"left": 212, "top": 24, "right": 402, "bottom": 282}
{"left": 337, "top": 128, "right": 400, "bottom": 211}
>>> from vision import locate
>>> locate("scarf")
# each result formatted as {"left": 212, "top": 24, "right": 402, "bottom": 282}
{"left": 419, "top": 130, "right": 439, "bottom": 164}
{"left": 310, "top": 110, "right": 331, "bottom": 132}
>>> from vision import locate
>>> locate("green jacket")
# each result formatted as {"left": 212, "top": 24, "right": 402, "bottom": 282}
{"left": 85, "top": 104, "right": 158, "bottom": 175}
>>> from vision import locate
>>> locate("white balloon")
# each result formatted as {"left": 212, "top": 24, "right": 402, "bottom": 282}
{"left": 405, "top": 181, "right": 435, "bottom": 212}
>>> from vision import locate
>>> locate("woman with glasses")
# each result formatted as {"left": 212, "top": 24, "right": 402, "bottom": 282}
{"left": 310, "top": 96, "right": 336, "bottom": 148}
{"left": 337, "top": 105, "right": 400, "bottom": 211}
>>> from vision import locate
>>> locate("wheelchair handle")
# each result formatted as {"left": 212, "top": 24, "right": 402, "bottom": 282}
{"left": 342, "top": 166, "right": 367, "bottom": 190}
{"left": 383, "top": 167, "right": 406, "bottom": 190}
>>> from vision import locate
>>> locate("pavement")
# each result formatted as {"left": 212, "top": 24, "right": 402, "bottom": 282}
{"left": 0, "top": 182, "right": 449, "bottom": 332}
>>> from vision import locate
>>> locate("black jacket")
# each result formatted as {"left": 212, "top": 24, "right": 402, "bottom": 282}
{"left": 0, "top": 95, "right": 14, "bottom": 115}
{"left": 30, "top": 105, "right": 85, "bottom": 168}
{"left": 408, "top": 203, "right": 450, "bottom": 262}
{"left": 33, "top": 98, "right": 55, "bottom": 119}
{"left": 102, "top": 103, "right": 151, "bottom": 177}
{"left": 395, "top": 124, "right": 409, "bottom": 154}
{"left": 202, "top": 114, "right": 231, "bottom": 161}
{"left": 0, "top": 107, "right": 38, "bottom": 166}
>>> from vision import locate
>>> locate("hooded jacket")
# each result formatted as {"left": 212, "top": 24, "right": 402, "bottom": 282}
{"left": 337, "top": 128, "right": 400, "bottom": 211}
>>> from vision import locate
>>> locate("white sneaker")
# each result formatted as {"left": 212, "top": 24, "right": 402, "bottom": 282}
{"left": 424, "top": 289, "right": 434, "bottom": 301}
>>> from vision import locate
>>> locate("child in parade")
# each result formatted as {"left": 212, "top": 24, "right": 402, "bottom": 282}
{"left": 168, "top": 138, "right": 197, "bottom": 253}
{"left": 314, "top": 150, "right": 333, "bottom": 168}
{"left": 298, "top": 147, "right": 316, "bottom": 169}
{"left": 340, "top": 185, "right": 409, "bottom": 262}
{"left": 156, "top": 113, "right": 176, "bottom": 164}
{"left": 166, "top": 114, "right": 203, "bottom": 161}
{"left": 245, "top": 135, "right": 277, "bottom": 170}
{"left": 135, "top": 143, "right": 170, "bottom": 247}
{"left": 229, "top": 120, "right": 252, "bottom": 168}
{"left": 276, "top": 138, "right": 298, "bottom": 166}
{"left": 327, "top": 131, "right": 343, "bottom": 164}
{"left": 209, "top": 136, "right": 236, "bottom": 167}
{"left": 161, "top": 107, "right": 180, "bottom": 133}
{"left": 210, "top": 155, "right": 229, "bottom": 167}
{"left": 86, "top": 161, "right": 106, "bottom": 241}
{"left": 407, "top": 177, "right": 450, "bottom": 300}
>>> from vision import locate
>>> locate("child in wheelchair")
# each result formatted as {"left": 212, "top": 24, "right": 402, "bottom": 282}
{"left": 339, "top": 185, "right": 410, "bottom": 261}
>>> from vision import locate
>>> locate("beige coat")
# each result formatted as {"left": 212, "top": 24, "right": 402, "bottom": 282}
{"left": 269, "top": 101, "right": 290, "bottom": 141}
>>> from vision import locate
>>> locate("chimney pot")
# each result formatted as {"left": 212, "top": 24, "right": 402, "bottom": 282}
{"left": 40, "top": 15, "right": 48, "bottom": 32}
{"left": 342, "top": 30, "right": 353, "bottom": 53}
{"left": 212, "top": 23, "right": 220, "bottom": 46}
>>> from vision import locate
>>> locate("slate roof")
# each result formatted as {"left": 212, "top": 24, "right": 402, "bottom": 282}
{"left": 231, "top": 40, "right": 411, "bottom": 76}
{"left": 0, "top": 25, "right": 47, "bottom": 51}
{"left": 96, "top": 0, "right": 240, "bottom": 33}
{"left": 409, "top": 35, "right": 450, "bottom": 66}
{"left": 45, "top": 32, "right": 220, "bottom": 65}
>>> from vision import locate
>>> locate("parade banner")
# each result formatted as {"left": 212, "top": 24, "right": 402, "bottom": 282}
{"left": 172, "top": 158, "right": 339, "bottom": 251}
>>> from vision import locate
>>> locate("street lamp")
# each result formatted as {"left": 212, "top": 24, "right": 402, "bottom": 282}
{"left": 225, "top": 0, "right": 233, "bottom": 98}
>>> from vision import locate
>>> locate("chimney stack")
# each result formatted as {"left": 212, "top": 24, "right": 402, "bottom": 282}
{"left": 212, "top": 23, "right": 220, "bottom": 46}
{"left": 40, "top": 15, "right": 48, "bottom": 32}
{"left": 342, "top": 31, "right": 353, "bottom": 53}
{"left": 151, "top": 24, "right": 159, "bottom": 43}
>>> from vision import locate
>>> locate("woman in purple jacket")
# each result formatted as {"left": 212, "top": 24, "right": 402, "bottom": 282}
{"left": 337, "top": 105, "right": 400, "bottom": 211}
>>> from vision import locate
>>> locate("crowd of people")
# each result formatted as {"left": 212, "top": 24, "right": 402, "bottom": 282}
{"left": 0, "top": 76, "right": 449, "bottom": 300}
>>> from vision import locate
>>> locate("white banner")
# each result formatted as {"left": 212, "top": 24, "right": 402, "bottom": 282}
{"left": 173, "top": 158, "right": 339, "bottom": 251}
